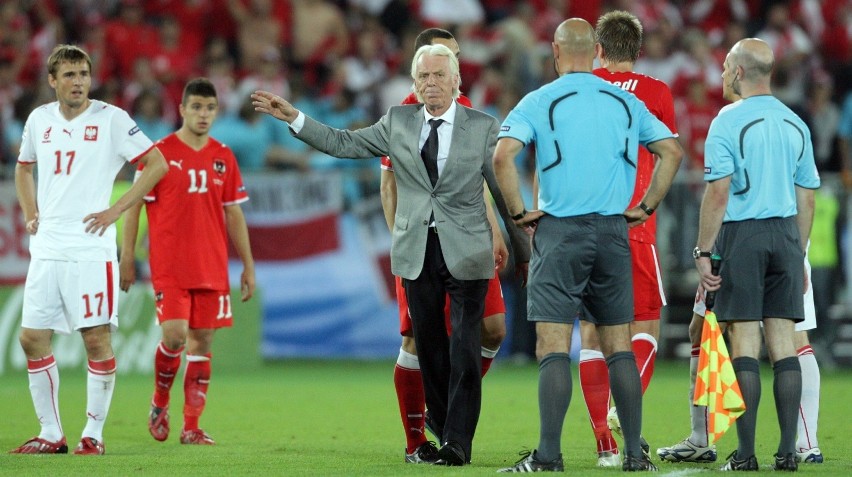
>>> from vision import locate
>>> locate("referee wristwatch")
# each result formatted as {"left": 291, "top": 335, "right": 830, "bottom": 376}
{"left": 693, "top": 247, "right": 712, "bottom": 259}
{"left": 512, "top": 209, "right": 527, "bottom": 221}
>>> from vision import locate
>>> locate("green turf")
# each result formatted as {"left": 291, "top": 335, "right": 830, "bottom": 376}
{"left": 0, "top": 360, "right": 846, "bottom": 476}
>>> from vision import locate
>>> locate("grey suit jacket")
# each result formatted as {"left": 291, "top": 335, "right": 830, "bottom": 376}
{"left": 295, "top": 103, "right": 528, "bottom": 281}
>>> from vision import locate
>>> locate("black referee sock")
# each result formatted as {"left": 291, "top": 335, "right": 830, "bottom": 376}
{"left": 536, "top": 352, "right": 571, "bottom": 462}
{"left": 773, "top": 356, "right": 802, "bottom": 456}
{"left": 606, "top": 351, "right": 643, "bottom": 458}
{"left": 732, "top": 356, "right": 761, "bottom": 458}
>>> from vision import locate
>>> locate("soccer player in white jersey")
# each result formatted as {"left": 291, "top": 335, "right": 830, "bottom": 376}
{"left": 10, "top": 44, "right": 167, "bottom": 455}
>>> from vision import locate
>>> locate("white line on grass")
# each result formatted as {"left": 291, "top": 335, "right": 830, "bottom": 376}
{"left": 658, "top": 468, "right": 710, "bottom": 477}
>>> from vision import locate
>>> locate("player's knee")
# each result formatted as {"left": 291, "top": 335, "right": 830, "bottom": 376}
{"left": 481, "top": 315, "right": 506, "bottom": 348}
{"left": 688, "top": 313, "right": 703, "bottom": 345}
{"left": 18, "top": 330, "right": 50, "bottom": 357}
{"left": 401, "top": 335, "right": 417, "bottom": 355}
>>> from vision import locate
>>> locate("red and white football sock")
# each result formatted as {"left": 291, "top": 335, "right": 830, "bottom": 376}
{"left": 631, "top": 333, "right": 657, "bottom": 394}
{"left": 796, "top": 345, "right": 820, "bottom": 451}
{"left": 394, "top": 348, "right": 426, "bottom": 454}
{"left": 152, "top": 342, "right": 183, "bottom": 409}
{"left": 579, "top": 349, "right": 617, "bottom": 454}
{"left": 481, "top": 346, "right": 499, "bottom": 376}
{"left": 688, "top": 346, "right": 709, "bottom": 447}
{"left": 183, "top": 353, "right": 211, "bottom": 431}
{"left": 27, "top": 354, "right": 64, "bottom": 442}
{"left": 82, "top": 356, "right": 117, "bottom": 442}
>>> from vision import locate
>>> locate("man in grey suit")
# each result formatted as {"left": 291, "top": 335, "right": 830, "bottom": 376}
{"left": 252, "top": 43, "right": 513, "bottom": 466}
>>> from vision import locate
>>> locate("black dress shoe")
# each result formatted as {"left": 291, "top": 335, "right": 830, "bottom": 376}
{"left": 434, "top": 441, "right": 467, "bottom": 466}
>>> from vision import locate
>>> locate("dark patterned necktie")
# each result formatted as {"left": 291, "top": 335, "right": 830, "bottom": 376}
{"left": 421, "top": 119, "right": 444, "bottom": 186}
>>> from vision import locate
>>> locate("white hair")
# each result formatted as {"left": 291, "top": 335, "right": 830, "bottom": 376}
{"left": 410, "top": 43, "right": 461, "bottom": 100}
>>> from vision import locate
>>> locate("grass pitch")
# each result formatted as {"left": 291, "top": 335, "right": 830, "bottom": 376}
{"left": 0, "top": 360, "right": 847, "bottom": 476}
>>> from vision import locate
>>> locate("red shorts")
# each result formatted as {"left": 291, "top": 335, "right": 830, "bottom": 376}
{"left": 396, "top": 272, "right": 505, "bottom": 336}
{"left": 630, "top": 242, "right": 665, "bottom": 321}
{"left": 154, "top": 287, "right": 233, "bottom": 329}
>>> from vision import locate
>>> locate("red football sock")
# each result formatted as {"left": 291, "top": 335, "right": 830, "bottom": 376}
{"left": 183, "top": 353, "right": 211, "bottom": 431}
{"left": 394, "top": 349, "right": 426, "bottom": 454}
{"left": 481, "top": 346, "right": 499, "bottom": 377}
{"left": 152, "top": 342, "right": 183, "bottom": 408}
{"left": 579, "top": 349, "right": 617, "bottom": 453}
{"left": 632, "top": 333, "right": 657, "bottom": 394}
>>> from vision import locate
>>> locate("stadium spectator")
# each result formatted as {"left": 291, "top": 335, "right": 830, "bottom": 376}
{"left": 131, "top": 89, "right": 174, "bottom": 142}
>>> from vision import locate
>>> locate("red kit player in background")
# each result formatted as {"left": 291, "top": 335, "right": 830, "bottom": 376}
{"left": 579, "top": 10, "right": 679, "bottom": 467}
{"left": 120, "top": 78, "right": 255, "bottom": 445}
{"left": 380, "top": 28, "right": 530, "bottom": 464}
{"left": 11, "top": 44, "right": 167, "bottom": 455}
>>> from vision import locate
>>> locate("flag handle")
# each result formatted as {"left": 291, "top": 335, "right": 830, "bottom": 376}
{"left": 705, "top": 253, "right": 722, "bottom": 311}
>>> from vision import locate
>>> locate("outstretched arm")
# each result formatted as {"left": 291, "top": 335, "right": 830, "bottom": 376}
{"left": 251, "top": 90, "right": 300, "bottom": 124}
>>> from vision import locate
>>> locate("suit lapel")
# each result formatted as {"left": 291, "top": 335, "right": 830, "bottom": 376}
{"left": 407, "top": 106, "right": 433, "bottom": 187}
{"left": 437, "top": 105, "right": 470, "bottom": 187}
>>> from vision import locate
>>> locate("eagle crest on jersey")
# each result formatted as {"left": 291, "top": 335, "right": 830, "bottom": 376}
{"left": 213, "top": 160, "right": 226, "bottom": 174}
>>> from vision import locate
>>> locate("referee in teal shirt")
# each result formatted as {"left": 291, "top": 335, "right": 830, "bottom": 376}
{"left": 492, "top": 18, "right": 682, "bottom": 472}
{"left": 695, "top": 38, "right": 820, "bottom": 472}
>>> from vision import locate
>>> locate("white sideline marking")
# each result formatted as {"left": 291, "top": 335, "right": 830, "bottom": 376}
{"left": 659, "top": 469, "right": 709, "bottom": 477}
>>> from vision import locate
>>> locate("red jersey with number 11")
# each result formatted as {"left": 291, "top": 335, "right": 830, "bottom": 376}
{"left": 593, "top": 68, "right": 678, "bottom": 244}
{"left": 140, "top": 133, "right": 248, "bottom": 290}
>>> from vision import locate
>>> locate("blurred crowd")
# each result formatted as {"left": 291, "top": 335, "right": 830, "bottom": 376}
{"left": 1, "top": 0, "right": 851, "bottom": 186}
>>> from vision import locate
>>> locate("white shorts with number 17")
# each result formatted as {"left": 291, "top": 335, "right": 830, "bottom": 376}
{"left": 22, "top": 259, "right": 119, "bottom": 335}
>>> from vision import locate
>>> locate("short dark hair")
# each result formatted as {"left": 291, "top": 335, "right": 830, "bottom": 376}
{"left": 182, "top": 77, "right": 217, "bottom": 104}
{"left": 414, "top": 28, "right": 455, "bottom": 50}
{"left": 47, "top": 45, "right": 92, "bottom": 77}
{"left": 595, "top": 10, "right": 643, "bottom": 63}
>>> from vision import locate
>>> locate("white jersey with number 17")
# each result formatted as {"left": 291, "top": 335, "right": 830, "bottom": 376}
{"left": 18, "top": 99, "right": 155, "bottom": 261}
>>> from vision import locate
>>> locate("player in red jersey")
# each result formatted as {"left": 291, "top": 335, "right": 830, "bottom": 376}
{"left": 578, "top": 11, "right": 679, "bottom": 467}
{"left": 380, "top": 28, "right": 529, "bottom": 464}
{"left": 119, "top": 78, "right": 255, "bottom": 446}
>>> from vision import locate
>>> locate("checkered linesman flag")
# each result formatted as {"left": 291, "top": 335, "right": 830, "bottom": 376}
{"left": 693, "top": 254, "right": 745, "bottom": 445}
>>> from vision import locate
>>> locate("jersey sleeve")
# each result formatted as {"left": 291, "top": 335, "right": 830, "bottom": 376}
{"left": 222, "top": 145, "right": 249, "bottom": 206}
{"left": 636, "top": 103, "right": 675, "bottom": 147}
{"left": 655, "top": 83, "right": 678, "bottom": 136}
{"left": 498, "top": 96, "right": 536, "bottom": 145}
{"left": 703, "top": 118, "right": 735, "bottom": 181}
{"left": 17, "top": 114, "right": 36, "bottom": 163}
{"left": 110, "top": 107, "right": 155, "bottom": 163}
{"left": 794, "top": 126, "right": 821, "bottom": 189}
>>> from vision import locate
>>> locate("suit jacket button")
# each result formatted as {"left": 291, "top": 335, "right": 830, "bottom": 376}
{"left": 422, "top": 220, "right": 428, "bottom": 225}
{"left": 431, "top": 193, "right": 436, "bottom": 197}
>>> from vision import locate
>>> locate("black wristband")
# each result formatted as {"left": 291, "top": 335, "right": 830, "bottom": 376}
{"left": 638, "top": 202, "right": 654, "bottom": 216}
{"left": 512, "top": 209, "right": 527, "bottom": 221}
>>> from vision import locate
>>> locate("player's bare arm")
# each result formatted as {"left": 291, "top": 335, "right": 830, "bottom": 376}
{"left": 14, "top": 161, "right": 39, "bottom": 235}
{"left": 379, "top": 169, "right": 397, "bottom": 232}
{"left": 119, "top": 200, "right": 144, "bottom": 292}
{"left": 251, "top": 90, "right": 299, "bottom": 123}
{"left": 484, "top": 185, "right": 508, "bottom": 271}
{"left": 624, "top": 137, "right": 683, "bottom": 227}
{"left": 84, "top": 147, "right": 168, "bottom": 236}
{"left": 225, "top": 204, "right": 255, "bottom": 302}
